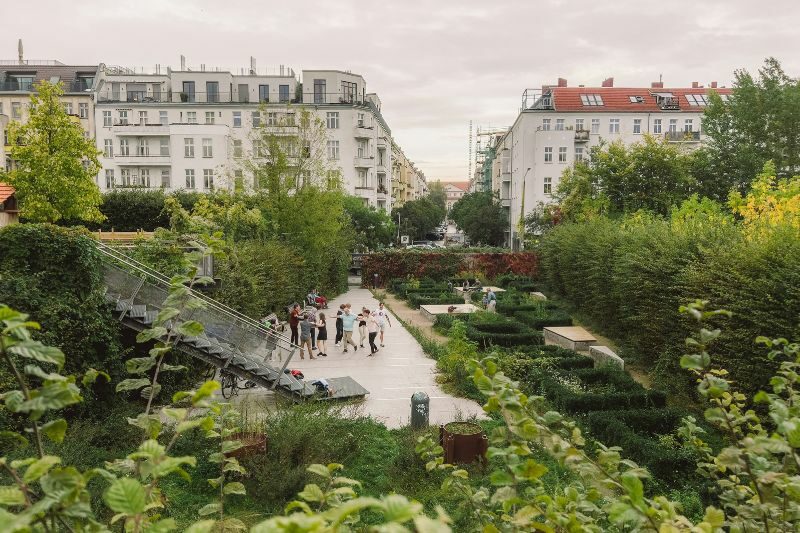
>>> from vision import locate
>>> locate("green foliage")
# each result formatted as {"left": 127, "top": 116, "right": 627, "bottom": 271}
{"left": 342, "top": 195, "right": 396, "bottom": 251}
{"left": 1, "top": 81, "right": 103, "bottom": 223}
{"left": 449, "top": 191, "right": 508, "bottom": 246}
{"left": 396, "top": 197, "right": 445, "bottom": 240}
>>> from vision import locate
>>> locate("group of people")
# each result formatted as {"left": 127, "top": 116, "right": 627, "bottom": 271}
{"left": 286, "top": 300, "right": 392, "bottom": 359}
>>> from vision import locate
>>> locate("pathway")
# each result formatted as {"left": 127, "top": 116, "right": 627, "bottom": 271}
{"left": 238, "top": 280, "right": 485, "bottom": 429}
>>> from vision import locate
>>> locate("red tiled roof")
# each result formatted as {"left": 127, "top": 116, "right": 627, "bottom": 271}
{"left": 550, "top": 87, "right": 733, "bottom": 113}
{"left": 0, "top": 183, "right": 15, "bottom": 203}
{"left": 443, "top": 181, "right": 470, "bottom": 191}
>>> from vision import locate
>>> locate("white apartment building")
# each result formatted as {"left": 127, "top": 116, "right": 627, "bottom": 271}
{"left": 93, "top": 60, "right": 395, "bottom": 209}
{"left": 502, "top": 77, "right": 733, "bottom": 249}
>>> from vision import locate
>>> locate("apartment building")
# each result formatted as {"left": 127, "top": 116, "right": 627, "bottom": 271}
{"left": 391, "top": 142, "right": 427, "bottom": 208}
{"left": 443, "top": 181, "right": 469, "bottom": 212}
{"left": 503, "top": 77, "right": 733, "bottom": 249}
{"left": 0, "top": 60, "right": 99, "bottom": 171}
{"left": 92, "top": 60, "right": 396, "bottom": 209}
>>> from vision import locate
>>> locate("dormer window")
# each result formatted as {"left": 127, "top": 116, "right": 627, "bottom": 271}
{"left": 628, "top": 96, "right": 644, "bottom": 103}
{"left": 580, "top": 94, "right": 604, "bottom": 106}
{"left": 685, "top": 94, "right": 710, "bottom": 106}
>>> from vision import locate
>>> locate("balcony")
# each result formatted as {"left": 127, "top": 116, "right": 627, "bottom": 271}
{"left": 657, "top": 96, "right": 680, "bottom": 111}
{"left": 112, "top": 123, "right": 169, "bottom": 135}
{"left": 500, "top": 198, "right": 511, "bottom": 208}
{"left": 665, "top": 130, "right": 701, "bottom": 142}
{"left": 574, "top": 129, "right": 590, "bottom": 142}
{"left": 354, "top": 155, "right": 374, "bottom": 168}
{"left": 115, "top": 153, "right": 171, "bottom": 166}
{"left": 354, "top": 124, "right": 374, "bottom": 138}
{"left": 377, "top": 184, "right": 389, "bottom": 195}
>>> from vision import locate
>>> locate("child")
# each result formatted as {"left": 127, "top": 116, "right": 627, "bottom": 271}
{"left": 366, "top": 309, "right": 379, "bottom": 355}
{"left": 357, "top": 312, "right": 367, "bottom": 348}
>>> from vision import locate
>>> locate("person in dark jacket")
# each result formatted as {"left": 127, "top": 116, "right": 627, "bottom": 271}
{"left": 335, "top": 304, "right": 345, "bottom": 346}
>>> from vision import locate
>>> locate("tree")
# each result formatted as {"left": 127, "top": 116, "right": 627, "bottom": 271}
{"left": 449, "top": 191, "right": 507, "bottom": 246}
{"left": 396, "top": 197, "right": 444, "bottom": 240}
{"left": 426, "top": 180, "right": 447, "bottom": 213}
{"left": 342, "top": 195, "right": 396, "bottom": 251}
{"left": 698, "top": 57, "right": 800, "bottom": 197}
{"left": 1, "top": 81, "right": 103, "bottom": 223}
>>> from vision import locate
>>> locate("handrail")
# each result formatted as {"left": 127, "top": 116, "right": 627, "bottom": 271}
{"left": 95, "top": 242, "right": 298, "bottom": 348}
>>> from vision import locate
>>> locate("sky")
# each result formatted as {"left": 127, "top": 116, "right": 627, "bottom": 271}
{"left": 1, "top": 0, "right": 799, "bottom": 182}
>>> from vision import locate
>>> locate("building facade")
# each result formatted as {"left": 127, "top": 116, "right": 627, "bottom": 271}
{"left": 503, "top": 77, "right": 732, "bottom": 248}
{"left": 391, "top": 142, "right": 427, "bottom": 208}
{"left": 443, "top": 181, "right": 469, "bottom": 212}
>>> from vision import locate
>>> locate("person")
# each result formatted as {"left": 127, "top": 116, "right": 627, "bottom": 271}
{"left": 313, "top": 289, "right": 328, "bottom": 309}
{"left": 289, "top": 304, "right": 301, "bottom": 345}
{"left": 357, "top": 312, "right": 368, "bottom": 348}
{"left": 335, "top": 304, "right": 345, "bottom": 346}
{"left": 316, "top": 313, "right": 328, "bottom": 357}
{"left": 307, "top": 306, "right": 318, "bottom": 350}
{"left": 447, "top": 280, "right": 453, "bottom": 292}
{"left": 462, "top": 279, "right": 470, "bottom": 292}
{"left": 487, "top": 288, "right": 497, "bottom": 313}
{"left": 372, "top": 272, "right": 379, "bottom": 289}
{"left": 482, "top": 290, "right": 489, "bottom": 308}
{"left": 474, "top": 278, "right": 482, "bottom": 291}
{"left": 340, "top": 306, "right": 358, "bottom": 352}
{"left": 366, "top": 309, "right": 379, "bottom": 355}
{"left": 298, "top": 314, "right": 315, "bottom": 360}
{"left": 307, "top": 290, "right": 316, "bottom": 306}
{"left": 372, "top": 302, "right": 392, "bottom": 347}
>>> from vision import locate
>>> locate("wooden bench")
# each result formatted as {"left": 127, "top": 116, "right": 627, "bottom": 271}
{"left": 543, "top": 326, "right": 598, "bottom": 351}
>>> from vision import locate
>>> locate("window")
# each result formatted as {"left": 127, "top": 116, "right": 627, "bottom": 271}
{"left": 544, "top": 146, "right": 553, "bottom": 163}
{"left": 233, "top": 139, "right": 243, "bottom": 158}
{"left": 685, "top": 94, "right": 709, "bottom": 106}
{"left": 558, "top": 146, "right": 567, "bottom": 162}
{"left": 160, "top": 138, "right": 169, "bottom": 156}
{"left": 103, "top": 139, "right": 113, "bottom": 158}
{"left": 629, "top": 95, "right": 644, "bottom": 103}
{"left": 119, "top": 110, "right": 128, "bottom": 125}
{"left": 314, "top": 79, "right": 326, "bottom": 104}
{"left": 326, "top": 112, "right": 339, "bottom": 129}
{"left": 121, "top": 169, "right": 131, "bottom": 186}
{"left": 544, "top": 177, "right": 552, "bottom": 195}
{"left": 119, "top": 139, "right": 130, "bottom": 156}
{"left": 258, "top": 84, "right": 269, "bottom": 103}
{"left": 64, "top": 103, "right": 73, "bottom": 115}
{"left": 575, "top": 146, "right": 584, "bottom": 162}
{"left": 79, "top": 103, "right": 88, "bottom": 119}
{"left": 357, "top": 113, "right": 365, "bottom": 127}
{"left": 341, "top": 81, "right": 357, "bottom": 103}
{"left": 575, "top": 118, "right": 584, "bottom": 131}
{"left": 684, "top": 119, "right": 694, "bottom": 132}
{"left": 669, "top": 119, "right": 678, "bottom": 132}
{"left": 609, "top": 118, "right": 620, "bottom": 133}
{"left": 234, "top": 170, "right": 244, "bottom": 191}
{"left": 161, "top": 170, "right": 170, "bottom": 188}
{"left": 103, "top": 110, "right": 112, "bottom": 127}
{"left": 138, "top": 110, "right": 147, "bottom": 124}
{"left": 203, "top": 169, "right": 214, "bottom": 190}
{"left": 279, "top": 84, "right": 290, "bottom": 103}
{"left": 137, "top": 139, "right": 149, "bottom": 156}
{"left": 205, "top": 111, "right": 215, "bottom": 125}
{"left": 580, "top": 94, "right": 604, "bottom": 106}
{"left": 11, "top": 102, "right": 22, "bottom": 119}
{"left": 185, "top": 169, "right": 196, "bottom": 189}
{"left": 633, "top": 118, "right": 642, "bottom": 134}
{"left": 653, "top": 119, "right": 662, "bottom": 134}
{"left": 140, "top": 168, "right": 150, "bottom": 187}
{"left": 542, "top": 118, "right": 551, "bottom": 131}
{"left": 182, "top": 81, "right": 196, "bottom": 102}
{"left": 233, "top": 111, "right": 241, "bottom": 127}
{"left": 206, "top": 81, "right": 219, "bottom": 103}
{"left": 327, "top": 140, "right": 339, "bottom": 160}
{"left": 286, "top": 113, "right": 295, "bottom": 126}
{"left": 160, "top": 111, "right": 168, "bottom": 125}
{"left": 187, "top": 112, "right": 197, "bottom": 124}
{"left": 251, "top": 111, "right": 261, "bottom": 127}
{"left": 105, "top": 169, "right": 115, "bottom": 189}
{"left": 358, "top": 169, "right": 368, "bottom": 188}
{"left": 267, "top": 112, "right": 277, "bottom": 126}
{"left": 357, "top": 141, "right": 367, "bottom": 158}
{"left": 202, "top": 138, "right": 213, "bottom": 158}
{"left": 252, "top": 140, "right": 263, "bottom": 158}
{"left": 184, "top": 138, "right": 195, "bottom": 158}
{"left": 556, "top": 118, "right": 565, "bottom": 131}
{"left": 591, "top": 118, "right": 600, "bottom": 134}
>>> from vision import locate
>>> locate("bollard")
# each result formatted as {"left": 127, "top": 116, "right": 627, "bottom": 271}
{"left": 410, "top": 391, "right": 430, "bottom": 429}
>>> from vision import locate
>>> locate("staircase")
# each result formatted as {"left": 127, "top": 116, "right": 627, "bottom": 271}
{"left": 97, "top": 243, "right": 368, "bottom": 401}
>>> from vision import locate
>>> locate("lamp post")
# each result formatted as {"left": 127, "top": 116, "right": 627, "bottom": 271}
{"left": 397, "top": 212, "right": 401, "bottom": 243}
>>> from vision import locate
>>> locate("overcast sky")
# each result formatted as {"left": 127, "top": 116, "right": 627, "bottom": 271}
{"left": 2, "top": 0, "right": 799, "bottom": 181}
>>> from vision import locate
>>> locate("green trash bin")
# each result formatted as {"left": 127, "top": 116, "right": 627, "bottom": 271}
{"left": 411, "top": 391, "right": 429, "bottom": 429}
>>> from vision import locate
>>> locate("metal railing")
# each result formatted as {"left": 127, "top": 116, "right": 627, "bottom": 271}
{"left": 665, "top": 130, "right": 701, "bottom": 142}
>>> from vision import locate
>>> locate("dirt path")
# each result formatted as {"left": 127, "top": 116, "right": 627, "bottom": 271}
{"left": 372, "top": 289, "right": 449, "bottom": 344}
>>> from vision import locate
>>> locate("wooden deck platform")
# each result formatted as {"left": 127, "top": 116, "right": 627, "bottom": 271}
{"left": 321, "top": 376, "right": 370, "bottom": 401}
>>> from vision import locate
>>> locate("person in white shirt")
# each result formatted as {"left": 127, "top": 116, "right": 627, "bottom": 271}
{"left": 372, "top": 302, "right": 392, "bottom": 347}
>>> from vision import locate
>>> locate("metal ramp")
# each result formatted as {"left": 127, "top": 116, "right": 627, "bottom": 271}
{"left": 97, "top": 243, "right": 369, "bottom": 402}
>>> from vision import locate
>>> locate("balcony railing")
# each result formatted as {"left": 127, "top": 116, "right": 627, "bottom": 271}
{"left": 574, "top": 129, "right": 590, "bottom": 142}
{"left": 0, "top": 80, "right": 93, "bottom": 92}
{"left": 354, "top": 155, "right": 374, "bottom": 167}
{"left": 665, "top": 130, "right": 701, "bottom": 142}
{"left": 97, "top": 90, "right": 303, "bottom": 104}
{"left": 305, "top": 92, "right": 370, "bottom": 106}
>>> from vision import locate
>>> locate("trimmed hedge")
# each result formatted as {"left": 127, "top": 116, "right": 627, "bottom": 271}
{"left": 514, "top": 309, "right": 573, "bottom": 330}
{"left": 466, "top": 324, "right": 543, "bottom": 348}
{"left": 407, "top": 294, "right": 465, "bottom": 309}
{"left": 538, "top": 367, "right": 666, "bottom": 413}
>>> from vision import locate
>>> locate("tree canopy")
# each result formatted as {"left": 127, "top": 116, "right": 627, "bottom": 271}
{"left": 342, "top": 196, "right": 396, "bottom": 251}
{"left": 396, "top": 197, "right": 445, "bottom": 240}
{"left": 449, "top": 191, "right": 507, "bottom": 246}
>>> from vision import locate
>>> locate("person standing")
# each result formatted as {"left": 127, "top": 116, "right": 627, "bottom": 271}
{"left": 357, "top": 312, "right": 368, "bottom": 348}
{"left": 298, "top": 314, "right": 315, "bottom": 360}
{"left": 366, "top": 310, "right": 379, "bottom": 355}
{"left": 340, "top": 307, "right": 358, "bottom": 352}
{"left": 335, "top": 304, "right": 345, "bottom": 346}
{"left": 372, "top": 302, "right": 392, "bottom": 347}
{"left": 307, "top": 306, "right": 318, "bottom": 350}
{"left": 487, "top": 288, "right": 497, "bottom": 313}
{"left": 289, "top": 304, "right": 301, "bottom": 345}
{"left": 316, "top": 313, "right": 328, "bottom": 357}
{"left": 372, "top": 272, "right": 379, "bottom": 289}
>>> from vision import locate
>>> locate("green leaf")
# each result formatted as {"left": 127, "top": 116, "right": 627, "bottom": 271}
{"left": 8, "top": 341, "right": 64, "bottom": 367}
{"left": 23, "top": 364, "right": 66, "bottom": 382}
{"left": 128, "top": 414, "right": 162, "bottom": 439}
{"left": 41, "top": 418, "right": 68, "bottom": 443}
{"left": 18, "top": 381, "right": 81, "bottom": 416}
{"left": 298, "top": 483, "right": 325, "bottom": 502}
{"left": 489, "top": 470, "right": 514, "bottom": 486}
{"left": 221, "top": 440, "right": 243, "bottom": 454}
{"left": 192, "top": 381, "right": 220, "bottom": 404}
{"left": 23, "top": 455, "right": 60, "bottom": 483}
{"left": 145, "top": 518, "right": 177, "bottom": 533}
{"left": 126, "top": 357, "right": 157, "bottom": 374}
{"left": 82, "top": 368, "right": 110, "bottom": 387}
{"left": 620, "top": 472, "right": 644, "bottom": 507}
{"left": 703, "top": 506, "right": 725, "bottom": 528}
{"left": 307, "top": 463, "right": 331, "bottom": 479}
{"left": 198, "top": 502, "right": 221, "bottom": 516}
{"left": 184, "top": 520, "right": 216, "bottom": 533}
{"left": 137, "top": 327, "right": 168, "bottom": 343}
{"left": 0, "top": 486, "right": 26, "bottom": 506}
{"left": 160, "top": 363, "right": 187, "bottom": 373}
{"left": 177, "top": 321, "right": 204, "bottom": 337}
{"left": 0, "top": 431, "right": 28, "bottom": 450}
{"left": 116, "top": 378, "right": 151, "bottom": 392}
{"left": 140, "top": 384, "right": 162, "bottom": 400}
{"left": 3, "top": 390, "right": 24, "bottom": 412}
{"left": 223, "top": 481, "right": 246, "bottom": 496}
{"left": 156, "top": 308, "right": 181, "bottom": 325}
{"left": 104, "top": 477, "right": 146, "bottom": 515}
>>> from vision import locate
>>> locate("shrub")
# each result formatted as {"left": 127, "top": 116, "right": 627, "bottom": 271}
{"left": 538, "top": 367, "right": 666, "bottom": 413}
{"left": 514, "top": 309, "right": 573, "bottom": 330}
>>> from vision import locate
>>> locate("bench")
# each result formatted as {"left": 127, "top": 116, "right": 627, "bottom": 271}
{"left": 589, "top": 345, "right": 624, "bottom": 370}
{"left": 543, "top": 326, "right": 598, "bottom": 351}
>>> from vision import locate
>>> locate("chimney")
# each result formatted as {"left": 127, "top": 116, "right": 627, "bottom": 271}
{"left": 17, "top": 38, "right": 23, "bottom": 64}
{"left": 651, "top": 81, "right": 664, "bottom": 88}
{"left": 710, "top": 81, "right": 718, "bottom": 88}
{"left": 557, "top": 77, "right": 567, "bottom": 87}
{"left": 250, "top": 56, "right": 256, "bottom": 75}
{"left": 691, "top": 81, "right": 699, "bottom": 88}
{"left": 602, "top": 77, "right": 614, "bottom": 87}
{"left": 180, "top": 55, "right": 186, "bottom": 70}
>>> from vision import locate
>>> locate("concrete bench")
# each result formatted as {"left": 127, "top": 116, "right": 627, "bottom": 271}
{"left": 543, "top": 326, "right": 598, "bottom": 351}
{"left": 530, "top": 292, "right": 547, "bottom": 301}
{"left": 588, "top": 345, "right": 624, "bottom": 370}
{"left": 420, "top": 303, "right": 479, "bottom": 322}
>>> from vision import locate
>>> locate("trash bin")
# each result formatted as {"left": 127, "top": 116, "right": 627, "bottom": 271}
{"left": 410, "top": 392, "right": 429, "bottom": 429}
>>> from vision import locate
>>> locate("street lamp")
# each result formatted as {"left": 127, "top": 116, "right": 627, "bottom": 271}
{"left": 397, "top": 212, "right": 401, "bottom": 242}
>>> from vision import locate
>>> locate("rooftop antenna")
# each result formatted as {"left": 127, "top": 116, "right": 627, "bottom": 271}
{"left": 250, "top": 56, "right": 256, "bottom": 75}
{"left": 180, "top": 55, "right": 186, "bottom": 70}
{"left": 18, "top": 38, "right": 23, "bottom": 64}
{"left": 659, "top": 73, "right": 663, "bottom": 83}
{"left": 468, "top": 120, "right": 473, "bottom": 182}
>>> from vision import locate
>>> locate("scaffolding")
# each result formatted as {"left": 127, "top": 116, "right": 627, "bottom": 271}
{"left": 471, "top": 126, "right": 508, "bottom": 193}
